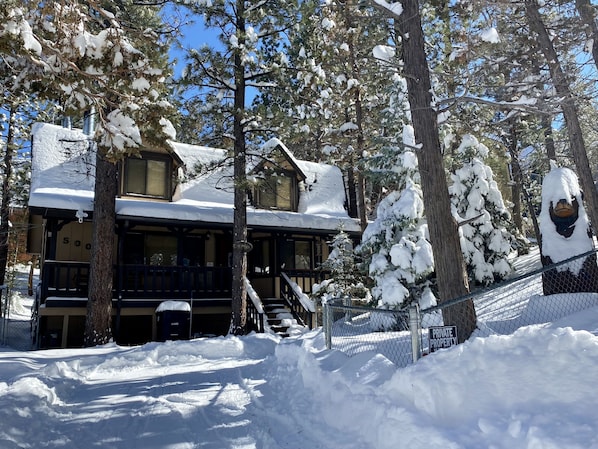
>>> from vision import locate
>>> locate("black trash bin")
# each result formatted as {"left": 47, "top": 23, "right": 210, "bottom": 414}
{"left": 156, "top": 301, "right": 191, "bottom": 342}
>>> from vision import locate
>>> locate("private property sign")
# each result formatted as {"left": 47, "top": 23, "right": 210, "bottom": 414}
{"left": 428, "top": 326, "right": 458, "bottom": 353}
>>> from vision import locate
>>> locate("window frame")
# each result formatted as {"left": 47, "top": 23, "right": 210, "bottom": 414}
{"left": 122, "top": 152, "right": 172, "bottom": 200}
{"left": 253, "top": 169, "right": 298, "bottom": 211}
{"left": 280, "top": 238, "right": 315, "bottom": 271}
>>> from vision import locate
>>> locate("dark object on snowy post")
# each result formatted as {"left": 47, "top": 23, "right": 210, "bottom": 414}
{"left": 539, "top": 164, "right": 598, "bottom": 295}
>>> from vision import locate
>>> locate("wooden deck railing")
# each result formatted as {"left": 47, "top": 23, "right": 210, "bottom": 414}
{"left": 245, "top": 277, "right": 265, "bottom": 333}
{"left": 280, "top": 272, "right": 317, "bottom": 329}
{"left": 39, "top": 262, "right": 325, "bottom": 334}
{"left": 117, "top": 264, "right": 232, "bottom": 299}
{"left": 39, "top": 261, "right": 232, "bottom": 303}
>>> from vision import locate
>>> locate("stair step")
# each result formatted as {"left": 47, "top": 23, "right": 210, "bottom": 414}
{"left": 264, "top": 303, "right": 287, "bottom": 310}
{"left": 270, "top": 325, "right": 290, "bottom": 337}
{"left": 260, "top": 298, "right": 304, "bottom": 338}
{"left": 267, "top": 310, "right": 293, "bottom": 317}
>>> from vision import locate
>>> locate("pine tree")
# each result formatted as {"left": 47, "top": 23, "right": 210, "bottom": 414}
{"left": 373, "top": 0, "right": 476, "bottom": 342}
{"left": 312, "top": 227, "right": 370, "bottom": 305}
{"left": 449, "top": 134, "right": 516, "bottom": 285}
{"left": 357, "top": 128, "right": 436, "bottom": 310}
{"left": 256, "top": 0, "right": 393, "bottom": 223}
{"left": 181, "top": 0, "right": 301, "bottom": 334}
{"left": 1, "top": 1, "right": 175, "bottom": 345}
{"left": 524, "top": 0, "right": 598, "bottom": 245}
{"left": 0, "top": 4, "right": 61, "bottom": 289}
{"left": 359, "top": 179, "right": 435, "bottom": 309}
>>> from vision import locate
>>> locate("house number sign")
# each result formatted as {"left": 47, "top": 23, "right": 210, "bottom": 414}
{"left": 63, "top": 237, "right": 91, "bottom": 250}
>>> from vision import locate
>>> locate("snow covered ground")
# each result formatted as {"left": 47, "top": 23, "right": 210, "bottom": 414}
{"left": 1, "top": 250, "right": 598, "bottom": 449}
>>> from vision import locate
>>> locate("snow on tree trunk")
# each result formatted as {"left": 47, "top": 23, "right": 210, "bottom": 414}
{"left": 539, "top": 164, "right": 598, "bottom": 295}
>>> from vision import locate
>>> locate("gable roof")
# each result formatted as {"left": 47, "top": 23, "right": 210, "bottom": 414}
{"left": 29, "top": 123, "right": 361, "bottom": 233}
{"left": 252, "top": 138, "right": 307, "bottom": 182}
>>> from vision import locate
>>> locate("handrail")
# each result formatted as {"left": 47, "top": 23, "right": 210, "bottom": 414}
{"left": 245, "top": 277, "right": 266, "bottom": 333}
{"left": 280, "top": 272, "right": 316, "bottom": 329}
{"left": 38, "top": 261, "right": 232, "bottom": 303}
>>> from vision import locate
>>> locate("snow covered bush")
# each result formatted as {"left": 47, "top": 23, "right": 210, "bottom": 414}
{"left": 449, "top": 135, "right": 516, "bottom": 285}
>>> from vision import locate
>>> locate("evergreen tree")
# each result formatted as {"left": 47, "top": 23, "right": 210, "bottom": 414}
{"left": 357, "top": 126, "right": 436, "bottom": 310}
{"left": 524, "top": 0, "right": 598, "bottom": 241}
{"left": 1, "top": 1, "right": 175, "bottom": 345}
{"left": 359, "top": 179, "right": 435, "bottom": 310}
{"left": 256, "top": 0, "right": 393, "bottom": 223}
{"left": 373, "top": 0, "right": 476, "bottom": 342}
{"left": 181, "top": 0, "right": 300, "bottom": 334}
{"left": 449, "top": 134, "right": 516, "bottom": 285}
{"left": 0, "top": 4, "right": 59, "bottom": 289}
{"left": 312, "top": 227, "right": 370, "bottom": 305}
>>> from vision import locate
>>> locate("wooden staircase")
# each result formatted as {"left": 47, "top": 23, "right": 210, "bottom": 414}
{"left": 245, "top": 274, "right": 317, "bottom": 337}
{"left": 262, "top": 298, "right": 299, "bottom": 337}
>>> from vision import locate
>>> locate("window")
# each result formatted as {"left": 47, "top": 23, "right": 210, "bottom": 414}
{"left": 250, "top": 239, "right": 271, "bottom": 274}
{"left": 254, "top": 172, "right": 296, "bottom": 211}
{"left": 181, "top": 236, "right": 205, "bottom": 266}
{"left": 123, "top": 232, "right": 177, "bottom": 266}
{"left": 281, "top": 239, "right": 312, "bottom": 271}
{"left": 146, "top": 234, "right": 177, "bottom": 266}
{"left": 123, "top": 154, "right": 171, "bottom": 199}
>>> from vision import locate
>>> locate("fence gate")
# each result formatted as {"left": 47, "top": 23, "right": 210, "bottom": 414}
{"left": 1, "top": 285, "right": 34, "bottom": 351}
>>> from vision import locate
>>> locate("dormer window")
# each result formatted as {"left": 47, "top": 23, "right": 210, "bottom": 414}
{"left": 123, "top": 152, "right": 172, "bottom": 199}
{"left": 250, "top": 141, "right": 307, "bottom": 212}
{"left": 254, "top": 171, "right": 296, "bottom": 211}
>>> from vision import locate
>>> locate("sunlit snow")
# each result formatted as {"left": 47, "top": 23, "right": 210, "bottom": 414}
{"left": 1, "top": 254, "right": 598, "bottom": 448}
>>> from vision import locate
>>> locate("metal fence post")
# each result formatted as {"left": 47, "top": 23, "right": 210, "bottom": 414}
{"left": 0, "top": 286, "right": 4, "bottom": 346}
{"left": 343, "top": 295, "right": 351, "bottom": 322}
{"left": 324, "top": 301, "right": 332, "bottom": 350}
{"left": 0, "top": 285, "right": 8, "bottom": 347}
{"left": 409, "top": 303, "right": 421, "bottom": 363}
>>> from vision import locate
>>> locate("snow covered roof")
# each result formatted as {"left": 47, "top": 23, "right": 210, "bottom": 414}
{"left": 29, "top": 123, "right": 361, "bottom": 233}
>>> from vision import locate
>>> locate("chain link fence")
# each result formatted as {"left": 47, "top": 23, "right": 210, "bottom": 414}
{"left": 322, "top": 300, "right": 417, "bottom": 367}
{"left": 323, "top": 250, "right": 598, "bottom": 368}
{"left": 0, "top": 272, "right": 35, "bottom": 351}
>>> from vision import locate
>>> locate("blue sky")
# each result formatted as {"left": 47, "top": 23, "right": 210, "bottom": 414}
{"left": 164, "top": 6, "right": 223, "bottom": 78}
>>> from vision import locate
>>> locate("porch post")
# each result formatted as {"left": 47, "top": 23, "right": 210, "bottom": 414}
{"left": 114, "top": 221, "right": 127, "bottom": 341}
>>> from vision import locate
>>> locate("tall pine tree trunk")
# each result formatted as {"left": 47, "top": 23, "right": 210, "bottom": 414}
{"left": 0, "top": 106, "right": 16, "bottom": 291}
{"left": 230, "top": 0, "right": 248, "bottom": 335}
{"left": 397, "top": 0, "right": 476, "bottom": 341}
{"left": 575, "top": 0, "right": 598, "bottom": 71}
{"left": 507, "top": 120, "right": 541, "bottom": 245}
{"left": 346, "top": 167, "right": 358, "bottom": 218}
{"left": 84, "top": 147, "right": 117, "bottom": 346}
{"left": 541, "top": 114, "right": 557, "bottom": 165}
{"left": 344, "top": 7, "right": 369, "bottom": 231}
{"left": 525, "top": 0, "right": 598, "bottom": 234}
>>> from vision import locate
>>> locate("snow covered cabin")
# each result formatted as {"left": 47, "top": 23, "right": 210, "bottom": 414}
{"left": 27, "top": 122, "right": 361, "bottom": 348}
